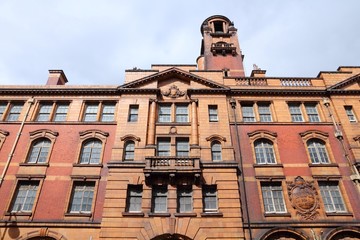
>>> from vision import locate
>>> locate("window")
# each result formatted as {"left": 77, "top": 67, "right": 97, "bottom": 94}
{"left": 6, "top": 103, "right": 23, "bottom": 121}
{"left": 0, "top": 102, "right": 6, "bottom": 120}
{"left": 27, "top": 138, "right": 51, "bottom": 163}
{"left": 289, "top": 103, "right": 303, "bottom": 122}
{"left": 261, "top": 183, "right": 286, "bottom": 214}
{"left": 177, "top": 186, "right": 192, "bottom": 213}
{"left": 10, "top": 181, "right": 39, "bottom": 212}
{"left": 211, "top": 141, "right": 222, "bottom": 161}
{"left": 241, "top": 105, "right": 255, "bottom": 122}
{"left": 319, "top": 182, "right": 346, "bottom": 213}
{"left": 152, "top": 186, "right": 167, "bottom": 213}
{"left": 175, "top": 105, "right": 188, "bottom": 122}
{"left": 83, "top": 102, "right": 115, "bottom": 122}
{"left": 213, "top": 21, "right": 224, "bottom": 33}
{"left": 126, "top": 185, "right": 142, "bottom": 213}
{"left": 305, "top": 103, "right": 320, "bottom": 122}
{"left": 307, "top": 139, "right": 329, "bottom": 164}
{"left": 36, "top": 102, "right": 69, "bottom": 122}
{"left": 69, "top": 182, "right": 95, "bottom": 213}
{"left": 254, "top": 139, "right": 276, "bottom": 164}
{"left": 202, "top": 185, "right": 218, "bottom": 212}
{"left": 157, "top": 138, "right": 171, "bottom": 156}
{"left": 176, "top": 138, "right": 189, "bottom": 157}
{"left": 345, "top": 106, "right": 357, "bottom": 123}
{"left": 208, "top": 105, "right": 218, "bottom": 122}
{"left": 128, "top": 105, "right": 139, "bottom": 122}
{"left": 79, "top": 139, "right": 102, "bottom": 164}
{"left": 158, "top": 105, "right": 171, "bottom": 123}
{"left": 124, "top": 141, "right": 135, "bottom": 161}
{"left": 258, "top": 103, "right": 272, "bottom": 122}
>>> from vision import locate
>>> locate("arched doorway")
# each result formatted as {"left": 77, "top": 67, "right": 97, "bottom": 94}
{"left": 151, "top": 233, "right": 192, "bottom": 240}
{"left": 28, "top": 238, "right": 56, "bottom": 240}
{"left": 327, "top": 227, "right": 360, "bottom": 240}
{"left": 260, "top": 228, "right": 308, "bottom": 240}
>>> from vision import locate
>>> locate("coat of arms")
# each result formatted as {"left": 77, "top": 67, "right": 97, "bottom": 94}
{"left": 287, "top": 176, "right": 319, "bottom": 220}
{"left": 162, "top": 85, "right": 185, "bottom": 98}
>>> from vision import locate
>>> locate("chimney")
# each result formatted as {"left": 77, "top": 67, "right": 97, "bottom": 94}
{"left": 46, "top": 70, "right": 68, "bottom": 85}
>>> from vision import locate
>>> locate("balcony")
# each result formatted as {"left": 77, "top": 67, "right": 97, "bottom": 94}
{"left": 235, "top": 78, "right": 268, "bottom": 86}
{"left": 211, "top": 42, "right": 236, "bottom": 56}
{"left": 144, "top": 156, "right": 201, "bottom": 177}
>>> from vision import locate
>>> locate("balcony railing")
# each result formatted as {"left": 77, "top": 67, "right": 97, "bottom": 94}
{"left": 280, "top": 78, "right": 312, "bottom": 87}
{"left": 144, "top": 156, "right": 201, "bottom": 174}
{"left": 235, "top": 78, "right": 268, "bottom": 86}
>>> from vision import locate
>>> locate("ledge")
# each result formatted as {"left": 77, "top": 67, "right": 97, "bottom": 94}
{"left": 201, "top": 161, "right": 239, "bottom": 168}
{"left": 5, "top": 212, "right": 32, "bottom": 217}
{"left": 73, "top": 163, "right": 103, "bottom": 168}
{"left": 107, "top": 161, "right": 146, "bottom": 168}
{"left": 200, "top": 212, "right": 223, "bottom": 217}
{"left": 64, "top": 213, "right": 92, "bottom": 217}
{"left": 264, "top": 213, "right": 291, "bottom": 217}
{"left": 148, "top": 213, "right": 171, "bottom": 217}
{"left": 254, "top": 163, "right": 283, "bottom": 168}
{"left": 326, "top": 212, "right": 353, "bottom": 217}
{"left": 174, "top": 213, "right": 197, "bottom": 217}
{"left": 308, "top": 163, "right": 339, "bottom": 167}
{"left": 122, "top": 212, "right": 145, "bottom": 217}
{"left": 155, "top": 122, "right": 191, "bottom": 126}
{"left": 19, "top": 163, "right": 49, "bottom": 167}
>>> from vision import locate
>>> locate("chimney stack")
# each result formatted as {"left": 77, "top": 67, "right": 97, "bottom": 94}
{"left": 46, "top": 70, "right": 68, "bottom": 85}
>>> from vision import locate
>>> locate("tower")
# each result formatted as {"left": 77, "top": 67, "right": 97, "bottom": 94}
{"left": 197, "top": 15, "right": 245, "bottom": 77}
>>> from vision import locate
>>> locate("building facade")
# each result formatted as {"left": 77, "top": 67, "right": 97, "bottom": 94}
{"left": 0, "top": 15, "right": 360, "bottom": 240}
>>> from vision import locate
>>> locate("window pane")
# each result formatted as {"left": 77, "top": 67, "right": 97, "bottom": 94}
{"left": 101, "top": 104, "right": 115, "bottom": 122}
{"left": 0, "top": 103, "right": 7, "bottom": 119}
{"left": 208, "top": 106, "right": 218, "bottom": 122}
{"left": 176, "top": 139, "right": 189, "bottom": 157}
{"left": 127, "top": 185, "right": 143, "bottom": 212}
{"left": 254, "top": 139, "right": 276, "bottom": 164}
{"left": 69, "top": 182, "right": 95, "bottom": 213}
{"left": 289, "top": 104, "right": 303, "bottom": 122}
{"left": 345, "top": 106, "right": 357, "bottom": 122}
{"left": 176, "top": 105, "right": 188, "bottom": 122}
{"left": 178, "top": 187, "right": 192, "bottom": 213}
{"left": 84, "top": 104, "right": 98, "bottom": 122}
{"left": 152, "top": 187, "right": 167, "bottom": 213}
{"left": 158, "top": 105, "right": 171, "bottom": 122}
{"left": 261, "top": 184, "right": 286, "bottom": 213}
{"left": 157, "top": 139, "right": 170, "bottom": 156}
{"left": 211, "top": 142, "right": 222, "bottom": 161}
{"left": 128, "top": 105, "right": 139, "bottom": 122}
{"left": 80, "top": 139, "right": 102, "bottom": 164}
{"left": 307, "top": 139, "right": 329, "bottom": 164}
{"left": 124, "top": 141, "right": 135, "bottom": 161}
{"left": 54, "top": 104, "right": 69, "bottom": 122}
{"left": 7, "top": 104, "right": 23, "bottom": 121}
{"left": 305, "top": 103, "right": 320, "bottom": 122}
{"left": 319, "top": 182, "right": 346, "bottom": 213}
{"left": 258, "top": 104, "right": 272, "bottom": 122}
{"left": 36, "top": 104, "right": 52, "bottom": 121}
{"left": 242, "top": 105, "right": 255, "bottom": 122}
{"left": 203, "top": 186, "right": 217, "bottom": 211}
{"left": 11, "top": 181, "right": 39, "bottom": 212}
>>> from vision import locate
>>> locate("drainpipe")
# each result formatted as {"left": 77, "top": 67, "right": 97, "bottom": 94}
{"left": 0, "top": 97, "right": 34, "bottom": 186}
{"left": 230, "top": 98, "right": 253, "bottom": 240}
{"left": 323, "top": 98, "right": 360, "bottom": 193}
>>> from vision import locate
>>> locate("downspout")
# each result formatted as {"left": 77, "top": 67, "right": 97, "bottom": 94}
{"left": 230, "top": 98, "right": 253, "bottom": 240}
{"left": 323, "top": 98, "right": 360, "bottom": 193}
{"left": 0, "top": 97, "right": 34, "bottom": 186}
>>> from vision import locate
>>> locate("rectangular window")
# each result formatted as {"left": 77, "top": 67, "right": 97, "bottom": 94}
{"left": 128, "top": 105, "right": 139, "bottom": 122}
{"left": 288, "top": 103, "right": 303, "bottom": 122}
{"left": 241, "top": 104, "right": 255, "bottom": 122}
{"left": 305, "top": 103, "right": 320, "bottom": 122}
{"left": 261, "top": 183, "right": 286, "bottom": 213}
{"left": 83, "top": 102, "right": 115, "bottom": 122}
{"left": 101, "top": 104, "right": 115, "bottom": 122}
{"left": 208, "top": 105, "right": 218, "bottom": 122}
{"left": 53, "top": 104, "right": 69, "bottom": 122}
{"left": 0, "top": 102, "right": 7, "bottom": 120}
{"left": 10, "top": 181, "right": 39, "bottom": 212}
{"left": 126, "top": 185, "right": 143, "bottom": 213}
{"left": 6, "top": 103, "right": 23, "bottom": 121}
{"left": 158, "top": 105, "right": 171, "bottom": 122}
{"left": 345, "top": 106, "right": 357, "bottom": 123}
{"left": 36, "top": 104, "right": 52, "bottom": 121}
{"left": 176, "top": 138, "right": 189, "bottom": 157}
{"left": 258, "top": 103, "right": 272, "bottom": 122}
{"left": 177, "top": 186, "right": 192, "bottom": 213}
{"left": 202, "top": 185, "right": 218, "bottom": 212}
{"left": 175, "top": 105, "right": 188, "bottom": 122}
{"left": 319, "top": 182, "right": 346, "bottom": 213}
{"left": 69, "top": 182, "right": 95, "bottom": 213}
{"left": 152, "top": 186, "right": 167, "bottom": 213}
{"left": 157, "top": 138, "right": 171, "bottom": 156}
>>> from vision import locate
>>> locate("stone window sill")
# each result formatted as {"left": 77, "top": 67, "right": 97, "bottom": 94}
{"left": 264, "top": 212, "right": 291, "bottom": 217}
{"left": 148, "top": 213, "right": 171, "bottom": 217}
{"left": 326, "top": 212, "right": 353, "bottom": 217}
{"left": 174, "top": 213, "right": 197, "bottom": 217}
{"left": 122, "top": 212, "right": 145, "bottom": 217}
{"left": 200, "top": 212, "right": 223, "bottom": 217}
{"left": 73, "top": 163, "right": 103, "bottom": 167}
{"left": 64, "top": 212, "right": 92, "bottom": 217}
{"left": 5, "top": 212, "right": 32, "bottom": 216}
{"left": 19, "top": 163, "right": 49, "bottom": 167}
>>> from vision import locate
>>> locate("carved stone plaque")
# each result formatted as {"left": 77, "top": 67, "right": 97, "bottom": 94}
{"left": 287, "top": 176, "right": 319, "bottom": 220}
{"left": 162, "top": 85, "right": 185, "bottom": 98}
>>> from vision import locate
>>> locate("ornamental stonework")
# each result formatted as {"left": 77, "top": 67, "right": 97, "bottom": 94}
{"left": 162, "top": 85, "right": 185, "bottom": 98}
{"left": 287, "top": 176, "right": 320, "bottom": 220}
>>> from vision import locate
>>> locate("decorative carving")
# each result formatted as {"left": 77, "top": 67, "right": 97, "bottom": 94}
{"left": 162, "top": 85, "right": 185, "bottom": 98}
{"left": 287, "top": 176, "right": 320, "bottom": 220}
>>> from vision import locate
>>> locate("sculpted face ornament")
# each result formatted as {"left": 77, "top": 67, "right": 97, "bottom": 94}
{"left": 162, "top": 85, "right": 185, "bottom": 98}
{"left": 287, "top": 176, "right": 320, "bottom": 220}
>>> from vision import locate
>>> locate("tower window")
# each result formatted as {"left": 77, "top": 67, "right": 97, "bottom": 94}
{"left": 213, "top": 21, "right": 224, "bottom": 33}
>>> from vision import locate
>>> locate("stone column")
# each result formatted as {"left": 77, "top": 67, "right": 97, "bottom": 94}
{"left": 147, "top": 99, "right": 157, "bottom": 145}
{"left": 191, "top": 99, "right": 199, "bottom": 145}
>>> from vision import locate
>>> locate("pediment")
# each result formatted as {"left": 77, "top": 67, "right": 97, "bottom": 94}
{"left": 327, "top": 74, "right": 360, "bottom": 91}
{"left": 119, "top": 67, "right": 229, "bottom": 91}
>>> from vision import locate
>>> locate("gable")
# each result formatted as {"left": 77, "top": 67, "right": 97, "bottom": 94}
{"left": 119, "top": 67, "right": 229, "bottom": 90}
{"left": 327, "top": 74, "right": 360, "bottom": 91}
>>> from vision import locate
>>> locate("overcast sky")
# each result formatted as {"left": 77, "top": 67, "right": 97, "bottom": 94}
{"left": 1, "top": 0, "right": 359, "bottom": 85}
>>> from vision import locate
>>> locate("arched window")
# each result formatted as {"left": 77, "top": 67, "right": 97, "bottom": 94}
{"left": 27, "top": 138, "right": 51, "bottom": 163}
{"left": 254, "top": 139, "right": 276, "bottom": 164}
{"left": 211, "top": 141, "right": 222, "bottom": 161}
{"left": 79, "top": 139, "right": 102, "bottom": 164}
{"left": 307, "top": 139, "right": 329, "bottom": 164}
{"left": 124, "top": 141, "right": 135, "bottom": 161}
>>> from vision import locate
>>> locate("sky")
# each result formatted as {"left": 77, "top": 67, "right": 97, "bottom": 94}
{"left": 0, "top": 0, "right": 359, "bottom": 85}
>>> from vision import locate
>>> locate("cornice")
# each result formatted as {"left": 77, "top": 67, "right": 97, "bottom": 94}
{"left": 0, "top": 88, "right": 118, "bottom": 95}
